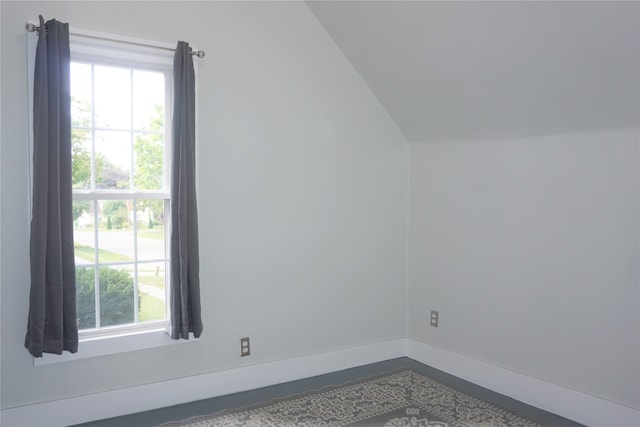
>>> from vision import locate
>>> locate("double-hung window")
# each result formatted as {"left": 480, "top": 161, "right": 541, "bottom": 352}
{"left": 69, "top": 37, "right": 173, "bottom": 338}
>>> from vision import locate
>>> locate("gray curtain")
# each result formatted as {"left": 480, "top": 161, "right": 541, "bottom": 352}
{"left": 169, "top": 41, "right": 203, "bottom": 339}
{"left": 25, "top": 16, "right": 78, "bottom": 357}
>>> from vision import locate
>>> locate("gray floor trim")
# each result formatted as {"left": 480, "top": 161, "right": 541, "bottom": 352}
{"left": 72, "top": 357, "right": 584, "bottom": 427}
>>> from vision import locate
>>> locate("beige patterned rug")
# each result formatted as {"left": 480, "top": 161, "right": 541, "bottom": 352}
{"left": 159, "top": 369, "right": 541, "bottom": 426}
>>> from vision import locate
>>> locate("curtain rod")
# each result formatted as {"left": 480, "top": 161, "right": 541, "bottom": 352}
{"left": 25, "top": 22, "right": 205, "bottom": 59}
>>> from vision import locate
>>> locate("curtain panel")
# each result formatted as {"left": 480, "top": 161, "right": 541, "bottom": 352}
{"left": 25, "top": 16, "right": 78, "bottom": 357}
{"left": 168, "top": 41, "right": 203, "bottom": 340}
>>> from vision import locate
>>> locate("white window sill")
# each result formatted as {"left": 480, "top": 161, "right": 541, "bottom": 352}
{"left": 33, "top": 327, "right": 196, "bottom": 366}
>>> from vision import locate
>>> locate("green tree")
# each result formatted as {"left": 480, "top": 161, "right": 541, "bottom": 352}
{"left": 71, "top": 97, "right": 130, "bottom": 191}
{"left": 71, "top": 98, "right": 92, "bottom": 189}
{"left": 72, "top": 200, "right": 91, "bottom": 223}
{"left": 96, "top": 157, "right": 129, "bottom": 190}
{"left": 102, "top": 200, "right": 129, "bottom": 229}
{"left": 76, "top": 267, "right": 97, "bottom": 329}
{"left": 76, "top": 267, "right": 140, "bottom": 329}
{"left": 134, "top": 104, "right": 163, "bottom": 190}
{"left": 135, "top": 104, "right": 165, "bottom": 223}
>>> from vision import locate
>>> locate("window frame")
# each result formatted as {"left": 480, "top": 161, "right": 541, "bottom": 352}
{"left": 69, "top": 35, "right": 174, "bottom": 340}
{"left": 27, "top": 27, "right": 203, "bottom": 364}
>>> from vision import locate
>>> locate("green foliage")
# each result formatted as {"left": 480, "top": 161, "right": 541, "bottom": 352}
{"left": 102, "top": 200, "right": 128, "bottom": 229}
{"left": 106, "top": 215, "right": 112, "bottom": 230}
{"left": 71, "top": 98, "right": 92, "bottom": 189}
{"left": 96, "top": 155, "right": 129, "bottom": 190}
{"left": 143, "top": 200, "right": 164, "bottom": 226}
{"left": 76, "top": 267, "right": 97, "bottom": 329}
{"left": 134, "top": 104, "right": 165, "bottom": 222}
{"left": 71, "top": 98, "right": 165, "bottom": 227}
{"left": 72, "top": 200, "right": 91, "bottom": 222}
{"left": 76, "top": 267, "right": 138, "bottom": 329}
{"left": 134, "top": 135, "right": 163, "bottom": 190}
{"left": 148, "top": 217, "right": 154, "bottom": 229}
{"left": 99, "top": 268, "right": 135, "bottom": 327}
{"left": 72, "top": 129, "right": 92, "bottom": 189}
{"left": 71, "top": 97, "right": 131, "bottom": 191}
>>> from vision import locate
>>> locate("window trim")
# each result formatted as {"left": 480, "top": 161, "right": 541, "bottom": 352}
{"left": 33, "top": 328, "right": 198, "bottom": 366}
{"left": 69, "top": 34, "right": 173, "bottom": 338}
{"left": 26, "top": 25, "right": 191, "bottom": 362}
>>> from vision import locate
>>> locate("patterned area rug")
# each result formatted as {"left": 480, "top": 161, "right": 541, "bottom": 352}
{"left": 159, "top": 369, "right": 541, "bottom": 426}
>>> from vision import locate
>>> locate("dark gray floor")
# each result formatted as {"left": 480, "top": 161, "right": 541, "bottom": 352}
{"left": 73, "top": 357, "right": 584, "bottom": 427}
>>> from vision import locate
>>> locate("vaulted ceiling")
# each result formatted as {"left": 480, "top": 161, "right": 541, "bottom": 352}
{"left": 307, "top": 1, "right": 640, "bottom": 142}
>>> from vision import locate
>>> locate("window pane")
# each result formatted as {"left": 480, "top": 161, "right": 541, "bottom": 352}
{"left": 95, "top": 130, "right": 131, "bottom": 190}
{"left": 138, "top": 262, "right": 166, "bottom": 322}
{"left": 70, "top": 63, "right": 92, "bottom": 128}
{"left": 98, "top": 200, "right": 134, "bottom": 262}
{"left": 134, "top": 133, "right": 164, "bottom": 190}
{"left": 136, "top": 200, "right": 165, "bottom": 260}
{"left": 71, "top": 128, "right": 92, "bottom": 190}
{"left": 71, "top": 53, "right": 170, "bottom": 333}
{"left": 76, "top": 267, "right": 96, "bottom": 330}
{"left": 73, "top": 200, "right": 95, "bottom": 264}
{"left": 98, "top": 265, "right": 135, "bottom": 327}
{"left": 94, "top": 65, "right": 131, "bottom": 130}
{"left": 133, "top": 70, "right": 164, "bottom": 131}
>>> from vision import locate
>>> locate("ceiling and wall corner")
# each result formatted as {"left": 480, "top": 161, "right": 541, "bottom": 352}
{"left": 308, "top": 0, "right": 640, "bottom": 411}
{"left": 306, "top": 0, "right": 640, "bottom": 142}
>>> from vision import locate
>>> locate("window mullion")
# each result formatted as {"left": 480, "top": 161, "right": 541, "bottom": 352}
{"left": 92, "top": 199, "right": 101, "bottom": 329}
{"left": 75, "top": 125, "right": 164, "bottom": 135}
{"left": 164, "top": 69, "right": 171, "bottom": 192}
{"left": 133, "top": 200, "right": 139, "bottom": 324}
{"left": 90, "top": 64, "right": 96, "bottom": 191}
{"left": 73, "top": 191, "right": 169, "bottom": 200}
{"left": 129, "top": 69, "right": 140, "bottom": 325}
{"left": 90, "top": 65, "right": 101, "bottom": 329}
{"left": 129, "top": 68, "right": 135, "bottom": 191}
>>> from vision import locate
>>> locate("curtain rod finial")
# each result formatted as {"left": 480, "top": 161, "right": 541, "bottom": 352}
{"left": 26, "top": 22, "right": 39, "bottom": 33}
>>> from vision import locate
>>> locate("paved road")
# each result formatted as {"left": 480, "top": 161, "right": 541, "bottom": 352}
{"left": 74, "top": 230, "right": 165, "bottom": 260}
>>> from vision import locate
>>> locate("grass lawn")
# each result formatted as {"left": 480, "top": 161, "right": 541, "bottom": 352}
{"left": 139, "top": 274, "right": 166, "bottom": 289}
{"left": 139, "top": 293, "right": 166, "bottom": 322}
{"left": 74, "top": 244, "right": 133, "bottom": 263}
{"left": 138, "top": 228, "right": 165, "bottom": 241}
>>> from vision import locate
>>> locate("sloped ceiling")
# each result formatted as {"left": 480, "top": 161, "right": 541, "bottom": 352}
{"left": 307, "top": 1, "right": 640, "bottom": 142}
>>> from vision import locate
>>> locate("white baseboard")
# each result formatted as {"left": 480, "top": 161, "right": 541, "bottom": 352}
{"left": 407, "top": 339, "right": 640, "bottom": 427}
{"left": 0, "top": 339, "right": 405, "bottom": 427}
{"left": 2, "top": 338, "right": 638, "bottom": 427}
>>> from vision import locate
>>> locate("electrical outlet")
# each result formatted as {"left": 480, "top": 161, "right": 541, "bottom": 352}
{"left": 430, "top": 310, "right": 439, "bottom": 327}
{"left": 240, "top": 337, "right": 250, "bottom": 357}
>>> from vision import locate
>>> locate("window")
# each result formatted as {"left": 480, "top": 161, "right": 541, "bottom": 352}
{"left": 70, "top": 39, "right": 173, "bottom": 337}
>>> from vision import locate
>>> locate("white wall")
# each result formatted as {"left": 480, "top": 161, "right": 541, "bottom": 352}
{"left": 0, "top": 1, "right": 408, "bottom": 409}
{"left": 4, "top": 0, "right": 637, "bottom": 419}
{"left": 408, "top": 128, "right": 640, "bottom": 409}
